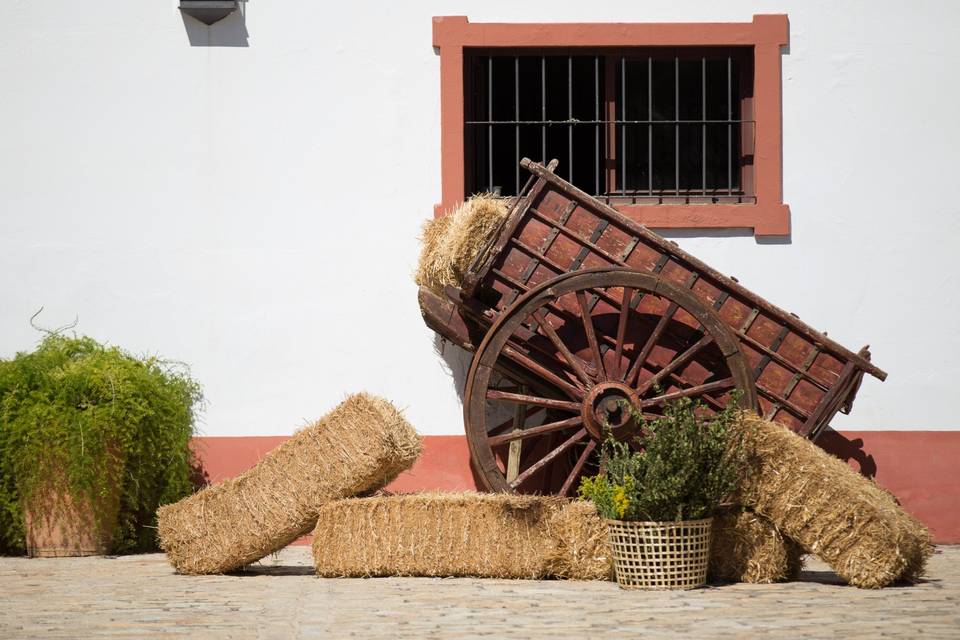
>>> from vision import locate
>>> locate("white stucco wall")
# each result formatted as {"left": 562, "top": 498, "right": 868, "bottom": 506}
{"left": 1, "top": 0, "right": 958, "bottom": 436}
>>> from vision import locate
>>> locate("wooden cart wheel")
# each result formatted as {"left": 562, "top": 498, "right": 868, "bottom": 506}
{"left": 463, "top": 267, "right": 758, "bottom": 495}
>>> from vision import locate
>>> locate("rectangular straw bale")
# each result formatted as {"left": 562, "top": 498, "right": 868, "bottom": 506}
{"left": 157, "top": 393, "right": 421, "bottom": 574}
{"left": 312, "top": 494, "right": 802, "bottom": 583}
{"left": 542, "top": 500, "right": 613, "bottom": 580}
{"left": 709, "top": 508, "right": 805, "bottom": 584}
{"left": 312, "top": 492, "right": 566, "bottom": 579}
{"left": 545, "top": 501, "right": 803, "bottom": 584}
{"left": 414, "top": 195, "right": 508, "bottom": 294}
{"left": 735, "top": 413, "right": 933, "bottom": 588}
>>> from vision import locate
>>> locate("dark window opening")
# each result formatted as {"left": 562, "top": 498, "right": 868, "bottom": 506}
{"left": 465, "top": 49, "right": 754, "bottom": 203}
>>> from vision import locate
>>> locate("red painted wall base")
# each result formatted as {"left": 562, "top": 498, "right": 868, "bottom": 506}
{"left": 190, "top": 431, "right": 960, "bottom": 544}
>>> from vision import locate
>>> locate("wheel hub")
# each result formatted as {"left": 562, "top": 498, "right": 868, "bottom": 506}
{"left": 582, "top": 382, "right": 641, "bottom": 441}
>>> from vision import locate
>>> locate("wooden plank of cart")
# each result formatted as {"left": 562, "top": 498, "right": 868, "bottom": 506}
{"left": 419, "top": 159, "right": 887, "bottom": 496}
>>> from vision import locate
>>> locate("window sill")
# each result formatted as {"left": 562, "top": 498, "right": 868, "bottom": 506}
{"left": 616, "top": 202, "right": 790, "bottom": 237}
{"left": 432, "top": 201, "right": 790, "bottom": 238}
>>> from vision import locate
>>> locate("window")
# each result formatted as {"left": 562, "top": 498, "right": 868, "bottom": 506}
{"left": 433, "top": 15, "right": 790, "bottom": 237}
{"left": 465, "top": 50, "right": 753, "bottom": 204}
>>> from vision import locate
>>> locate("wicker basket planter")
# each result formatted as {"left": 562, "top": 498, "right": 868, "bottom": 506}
{"left": 605, "top": 517, "right": 713, "bottom": 589}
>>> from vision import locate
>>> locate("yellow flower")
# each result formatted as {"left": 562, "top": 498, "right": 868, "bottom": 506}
{"left": 612, "top": 484, "right": 630, "bottom": 519}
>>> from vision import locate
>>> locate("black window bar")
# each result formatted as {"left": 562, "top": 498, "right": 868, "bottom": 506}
{"left": 465, "top": 52, "right": 755, "bottom": 204}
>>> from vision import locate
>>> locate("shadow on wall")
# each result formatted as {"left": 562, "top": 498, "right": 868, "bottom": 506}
{"left": 435, "top": 335, "right": 550, "bottom": 491}
{"left": 434, "top": 334, "right": 472, "bottom": 406}
{"left": 435, "top": 335, "right": 495, "bottom": 489}
{"left": 817, "top": 427, "right": 878, "bottom": 479}
{"left": 655, "top": 227, "right": 792, "bottom": 246}
{"left": 181, "top": 1, "right": 249, "bottom": 47}
{"left": 189, "top": 454, "right": 211, "bottom": 492}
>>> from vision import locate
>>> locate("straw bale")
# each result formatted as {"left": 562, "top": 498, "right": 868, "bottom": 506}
{"left": 157, "top": 393, "right": 421, "bottom": 575}
{"left": 545, "top": 501, "right": 802, "bottom": 584}
{"left": 709, "top": 508, "right": 805, "bottom": 584}
{"left": 734, "top": 413, "right": 933, "bottom": 588}
{"left": 312, "top": 492, "right": 566, "bottom": 578}
{"left": 543, "top": 500, "right": 613, "bottom": 580}
{"left": 312, "top": 494, "right": 801, "bottom": 583}
{"left": 415, "top": 195, "right": 509, "bottom": 294}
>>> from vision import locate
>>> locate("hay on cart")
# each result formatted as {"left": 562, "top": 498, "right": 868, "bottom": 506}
{"left": 415, "top": 195, "right": 508, "bottom": 294}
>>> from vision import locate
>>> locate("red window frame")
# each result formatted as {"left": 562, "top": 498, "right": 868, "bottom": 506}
{"left": 433, "top": 14, "right": 790, "bottom": 238}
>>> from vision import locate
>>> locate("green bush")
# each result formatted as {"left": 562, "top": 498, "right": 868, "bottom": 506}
{"left": 579, "top": 393, "right": 746, "bottom": 522}
{"left": 0, "top": 334, "right": 202, "bottom": 554}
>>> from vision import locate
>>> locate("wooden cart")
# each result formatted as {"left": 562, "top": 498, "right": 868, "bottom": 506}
{"left": 419, "top": 159, "right": 887, "bottom": 495}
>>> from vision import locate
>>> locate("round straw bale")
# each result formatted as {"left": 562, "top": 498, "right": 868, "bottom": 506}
{"left": 312, "top": 492, "right": 567, "bottom": 578}
{"left": 734, "top": 413, "right": 933, "bottom": 588}
{"left": 414, "top": 195, "right": 509, "bottom": 294}
{"left": 157, "top": 393, "right": 421, "bottom": 574}
{"left": 709, "top": 508, "right": 805, "bottom": 584}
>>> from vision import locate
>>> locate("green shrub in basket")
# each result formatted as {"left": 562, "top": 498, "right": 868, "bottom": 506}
{"left": 579, "top": 393, "right": 746, "bottom": 522}
{"left": 0, "top": 333, "right": 202, "bottom": 553}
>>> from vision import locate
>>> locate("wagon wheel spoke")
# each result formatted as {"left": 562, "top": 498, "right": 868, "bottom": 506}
{"left": 509, "top": 427, "right": 587, "bottom": 489}
{"left": 488, "top": 415, "right": 584, "bottom": 447}
{"left": 487, "top": 385, "right": 523, "bottom": 394}
{"left": 576, "top": 291, "right": 606, "bottom": 381}
{"left": 486, "top": 407, "right": 545, "bottom": 436}
{"left": 485, "top": 389, "right": 580, "bottom": 413}
{"left": 501, "top": 345, "right": 585, "bottom": 401}
{"left": 640, "top": 377, "right": 736, "bottom": 408}
{"left": 558, "top": 440, "right": 597, "bottom": 497}
{"left": 657, "top": 377, "right": 728, "bottom": 412}
{"left": 532, "top": 309, "right": 594, "bottom": 388}
{"left": 636, "top": 333, "right": 715, "bottom": 396}
{"left": 623, "top": 301, "right": 678, "bottom": 386}
{"left": 612, "top": 287, "right": 633, "bottom": 380}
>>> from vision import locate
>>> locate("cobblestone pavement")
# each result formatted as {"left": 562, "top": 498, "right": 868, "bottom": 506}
{"left": 1, "top": 546, "right": 957, "bottom": 639}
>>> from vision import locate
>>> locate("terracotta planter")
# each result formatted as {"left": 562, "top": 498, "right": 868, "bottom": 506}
{"left": 605, "top": 517, "right": 713, "bottom": 590}
{"left": 22, "top": 463, "right": 122, "bottom": 558}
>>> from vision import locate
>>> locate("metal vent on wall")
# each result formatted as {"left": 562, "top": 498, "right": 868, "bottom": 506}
{"left": 179, "top": 0, "right": 239, "bottom": 26}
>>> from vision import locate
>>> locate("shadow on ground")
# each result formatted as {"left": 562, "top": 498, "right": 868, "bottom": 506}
{"left": 231, "top": 564, "right": 314, "bottom": 577}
